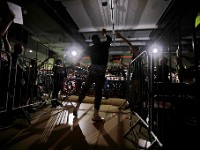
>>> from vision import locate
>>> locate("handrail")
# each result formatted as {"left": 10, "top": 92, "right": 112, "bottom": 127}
{"left": 124, "top": 50, "right": 163, "bottom": 149}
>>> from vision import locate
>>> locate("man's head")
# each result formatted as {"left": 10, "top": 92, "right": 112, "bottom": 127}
{"left": 92, "top": 34, "right": 101, "bottom": 44}
{"left": 55, "top": 58, "right": 62, "bottom": 65}
{"left": 14, "top": 43, "right": 24, "bottom": 54}
{"left": 160, "top": 57, "right": 168, "bottom": 65}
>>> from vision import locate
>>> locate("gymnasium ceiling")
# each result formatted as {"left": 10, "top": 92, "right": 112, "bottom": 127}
{"left": 8, "top": 0, "right": 200, "bottom": 62}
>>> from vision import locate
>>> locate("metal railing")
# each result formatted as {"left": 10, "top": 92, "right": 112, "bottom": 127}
{"left": 0, "top": 54, "right": 52, "bottom": 125}
{"left": 123, "top": 50, "right": 163, "bottom": 149}
{"left": 0, "top": 50, "right": 12, "bottom": 113}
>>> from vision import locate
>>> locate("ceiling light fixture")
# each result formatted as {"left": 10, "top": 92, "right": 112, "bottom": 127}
{"left": 71, "top": 50, "right": 77, "bottom": 56}
{"left": 149, "top": 43, "right": 163, "bottom": 58}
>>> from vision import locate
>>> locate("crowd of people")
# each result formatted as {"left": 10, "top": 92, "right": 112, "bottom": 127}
{"left": 0, "top": 0, "right": 24, "bottom": 125}
{"left": 0, "top": 1, "right": 52, "bottom": 126}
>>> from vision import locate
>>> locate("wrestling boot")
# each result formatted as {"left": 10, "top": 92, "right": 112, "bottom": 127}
{"left": 92, "top": 109, "right": 104, "bottom": 122}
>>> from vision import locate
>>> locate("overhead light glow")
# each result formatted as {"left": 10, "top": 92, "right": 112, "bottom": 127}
{"left": 152, "top": 48, "right": 158, "bottom": 54}
{"left": 63, "top": 43, "right": 84, "bottom": 65}
{"left": 71, "top": 50, "right": 77, "bottom": 56}
{"left": 149, "top": 43, "right": 162, "bottom": 58}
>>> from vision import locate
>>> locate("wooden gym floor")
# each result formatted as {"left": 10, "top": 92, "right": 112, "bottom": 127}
{"left": 0, "top": 96, "right": 151, "bottom": 150}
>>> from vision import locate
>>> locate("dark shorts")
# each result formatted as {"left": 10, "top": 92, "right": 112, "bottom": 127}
{"left": 88, "top": 64, "right": 106, "bottom": 77}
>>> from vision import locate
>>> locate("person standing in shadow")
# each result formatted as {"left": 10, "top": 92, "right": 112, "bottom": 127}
{"left": 73, "top": 28, "right": 112, "bottom": 122}
{"left": 51, "top": 58, "right": 67, "bottom": 107}
{"left": 10, "top": 44, "right": 27, "bottom": 108}
{"left": 156, "top": 57, "right": 170, "bottom": 83}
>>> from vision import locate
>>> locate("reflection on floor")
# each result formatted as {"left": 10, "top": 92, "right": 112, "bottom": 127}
{"left": 0, "top": 96, "right": 151, "bottom": 150}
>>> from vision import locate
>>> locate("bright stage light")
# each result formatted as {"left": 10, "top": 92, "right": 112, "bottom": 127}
{"left": 149, "top": 43, "right": 162, "bottom": 58}
{"left": 152, "top": 48, "right": 158, "bottom": 54}
{"left": 63, "top": 43, "right": 84, "bottom": 64}
{"left": 71, "top": 50, "right": 77, "bottom": 56}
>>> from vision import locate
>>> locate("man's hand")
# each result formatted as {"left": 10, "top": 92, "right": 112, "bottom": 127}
{"left": 102, "top": 28, "right": 107, "bottom": 35}
{"left": 115, "top": 30, "right": 122, "bottom": 38}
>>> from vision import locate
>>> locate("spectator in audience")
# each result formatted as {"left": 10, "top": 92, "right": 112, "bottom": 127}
{"left": 156, "top": 57, "right": 170, "bottom": 83}
{"left": 10, "top": 43, "right": 26, "bottom": 108}
{"left": 0, "top": 0, "right": 15, "bottom": 127}
{"left": 51, "top": 58, "right": 67, "bottom": 107}
{"left": 26, "top": 59, "right": 38, "bottom": 104}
